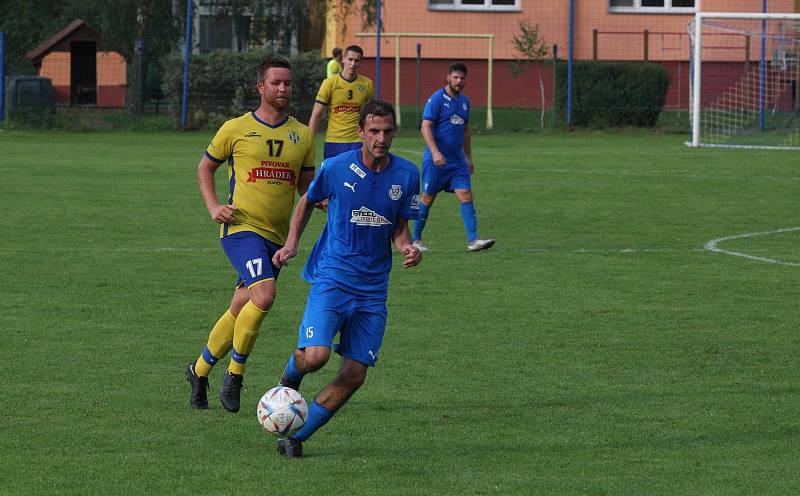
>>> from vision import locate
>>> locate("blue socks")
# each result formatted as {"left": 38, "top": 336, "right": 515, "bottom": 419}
{"left": 282, "top": 354, "right": 305, "bottom": 384}
{"left": 460, "top": 201, "right": 478, "bottom": 242}
{"left": 413, "top": 202, "right": 430, "bottom": 241}
{"left": 415, "top": 201, "right": 478, "bottom": 242}
{"left": 292, "top": 399, "right": 335, "bottom": 441}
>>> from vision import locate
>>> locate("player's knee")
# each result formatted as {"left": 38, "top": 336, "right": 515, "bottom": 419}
{"left": 248, "top": 283, "right": 276, "bottom": 311}
{"left": 456, "top": 190, "right": 473, "bottom": 203}
{"left": 300, "top": 346, "right": 330, "bottom": 372}
{"left": 229, "top": 288, "right": 250, "bottom": 316}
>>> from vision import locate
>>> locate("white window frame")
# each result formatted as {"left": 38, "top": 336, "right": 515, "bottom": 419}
{"left": 428, "top": 0, "right": 521, "bottom": 12}
{"left": 609, "top": 0, "right": 696, "bottom": 14}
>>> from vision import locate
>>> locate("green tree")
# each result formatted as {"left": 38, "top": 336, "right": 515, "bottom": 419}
{"left": 0, "top": 0, "right": 178, "bottom": 73}
{"left": 0, "top": 1, "right": 68, "bottom": 73}
{"left": 338, "top": 0, "right": 379, "bottom": 35}
{"left": 509, "top": 19, "right": 549, "bottom": 129}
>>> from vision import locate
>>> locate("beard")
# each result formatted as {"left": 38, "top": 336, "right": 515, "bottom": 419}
{"left": 269, "top": 95, "right": 289, "bottom": 109}
{"left": 447, "top": 83, "right": 463, "bottom": 94}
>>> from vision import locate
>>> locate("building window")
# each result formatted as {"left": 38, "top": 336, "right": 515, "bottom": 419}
{"left": 609, "top": 0, "right": 695, "bottom": 12}
{"left": 428, "top": 0, "right": 520, "bottom": 12}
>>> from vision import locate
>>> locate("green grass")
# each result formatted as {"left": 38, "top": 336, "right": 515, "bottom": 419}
{"left": 1, "top": 129, "right": 799, "bottom": 495}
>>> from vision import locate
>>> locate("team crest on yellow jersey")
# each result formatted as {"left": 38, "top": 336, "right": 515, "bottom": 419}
{"left": 288, "top": 130, "right": 300, "bottom": 144}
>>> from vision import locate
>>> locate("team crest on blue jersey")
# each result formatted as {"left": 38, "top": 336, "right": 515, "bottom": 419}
{"left": 288, "top": 130, "right": 300, "bottom": 144}
{"left": 389, "top": 185, "right": 402, "bottom": 201}
{"left": 411, "top": 194, "right": 420, "bottom": 209}
{"left": 351, "top": 206, "right": 390, "bottom": 226}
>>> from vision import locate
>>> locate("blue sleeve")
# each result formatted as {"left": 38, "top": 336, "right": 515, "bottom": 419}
{"left": 464, "top": 96, "right": 471, "bottom": 124}
{"left": 422, "top": 93, "right": 439, "bottom": 122}
{"left": 306, "top": 161, "right": 329, "bottom": 204}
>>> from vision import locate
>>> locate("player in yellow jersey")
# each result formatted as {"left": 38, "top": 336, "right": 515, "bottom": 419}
{"left": 186, "top": 56, "right": 316, "bottom": 413}
{"left": 326, "top": 47, "right": 342, "bottom": 79}
{"left": 308, "top": 44, "right": 375, "bottom": 159}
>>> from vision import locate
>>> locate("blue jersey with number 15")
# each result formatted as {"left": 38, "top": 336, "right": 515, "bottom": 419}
{"left": 302, "top": 149, "right": 420, "bottom": 296}
{"left": 422, "top": 87, "right": 470, "bottom": 167}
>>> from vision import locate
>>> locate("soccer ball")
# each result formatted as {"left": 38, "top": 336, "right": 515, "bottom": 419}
{"left": 257, "top": 386, "right": 308, "bottom": 437}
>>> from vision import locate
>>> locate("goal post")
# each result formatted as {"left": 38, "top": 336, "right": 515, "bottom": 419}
{"left": 688, "top": 12, "right": 800, "bottom": 149}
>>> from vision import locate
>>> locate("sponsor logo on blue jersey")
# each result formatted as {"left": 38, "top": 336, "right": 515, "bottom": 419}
{"left": 350, "top": 163, "right": 366, "bottom": 178}
{"left": 350, "top": 206, "right": 390, "bottom": 226}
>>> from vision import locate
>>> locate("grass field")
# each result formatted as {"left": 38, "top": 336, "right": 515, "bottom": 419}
{"left": 2, "top": 128, "right": 799, "bottom": 495}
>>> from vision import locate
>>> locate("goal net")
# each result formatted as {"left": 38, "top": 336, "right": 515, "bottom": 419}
{"left": 688, "top": 12, "right": 800, "bottom": 149}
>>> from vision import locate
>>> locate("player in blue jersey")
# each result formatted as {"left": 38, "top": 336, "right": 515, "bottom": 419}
{"left": 412, "top": 62, "right": 495, "bottom": 252}
{"left": 270, "top": 100, "right": 422, "bottom": 458}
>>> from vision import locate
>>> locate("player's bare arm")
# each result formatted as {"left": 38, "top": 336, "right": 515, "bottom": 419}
{"left": 308, "top": 101, "right": 326, "bottom": 136}
{"left": 464, "top": 123, "right": 474, "bottom": 174}
{"left": 393, "top": 217, "right": 421, "bottom": 268}
{"left": 421, "top": 119, "right": 446, "bottom": 166}
{"left": 272, "top": 194, "right": 316, "bottom": 268}
{"left": 297, "top": 168, "right": 328, "bottom": 211}
{"left": 197, "top": 155, "right": 236, "bottom": 223}
{"left": 296, "top": 168, "right": 316, "bottom": 196}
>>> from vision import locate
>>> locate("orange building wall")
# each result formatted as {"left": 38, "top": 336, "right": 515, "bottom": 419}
{"left": 36, "top": 50, "right": 127, "bottom": 107}
{"left": 97, "top": 52, "right": 126, "bottom": 85}
{"left": 333, "top": 0, "right": 796, "bottom": 62}
{"left": 39, "top": 52, "right": 71, "bottom": 104}
{"left": 97, "top": 51, "right": 127, "bottom": 107}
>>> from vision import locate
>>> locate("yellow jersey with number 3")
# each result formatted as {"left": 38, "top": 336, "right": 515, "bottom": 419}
{"left": 205, "top": 112, "right": 315, "bottom": 244}
{"left": 315, "top": 74, "right": 374, "bottom": 143}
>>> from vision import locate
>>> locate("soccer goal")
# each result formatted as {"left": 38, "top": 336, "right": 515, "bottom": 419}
{"left": 688, "top": 12, "right": 800, "bottom": 149}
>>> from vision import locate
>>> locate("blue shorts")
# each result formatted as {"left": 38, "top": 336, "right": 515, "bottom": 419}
{"left": 324, "top": 141, "right": 361, "bottom": 159}
{"left": 421, "top": 159, "right": 472, "bottom": 195}
{"left": 296, "top": 283, "right": 388, "bottom": 367}
{"left": 220, "top": 231, "right": 282, "bottom": 288}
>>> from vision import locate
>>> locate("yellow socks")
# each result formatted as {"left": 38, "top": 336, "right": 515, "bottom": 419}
{"left": 195, "top": 309, "right": 236, "bottom": 377}
{"left": 227, "top": 301, "right": 268, "bottom": 376}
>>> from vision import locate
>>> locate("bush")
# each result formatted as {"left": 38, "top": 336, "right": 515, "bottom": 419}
{"left": 161, "top": 49, "right": 325, "bottom": 129}
{"left": 555, "top": 61, "right": 670, "bottom": 128}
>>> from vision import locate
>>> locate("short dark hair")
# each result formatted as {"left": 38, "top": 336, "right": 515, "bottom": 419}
{"left": 257, "top": 56, "right": 292, "bottom": 81}
{"left": 448, "top": 62, "right": 468, "bottom": 76}
{"left": 359, "top": 99, "right": 396, "bottom": 129}
{"left": 344, "top": 45, "right": 364, "bottom": 57}
{"left": 332, "top": 47, "right": 342, "bottom": 57}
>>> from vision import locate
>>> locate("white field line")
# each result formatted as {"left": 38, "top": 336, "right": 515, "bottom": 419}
{"left": 704, "top": 227, "right": 800, "bottom": 267}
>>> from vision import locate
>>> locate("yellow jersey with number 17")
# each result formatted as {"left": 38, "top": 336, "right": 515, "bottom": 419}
{"left": 315, "top": 74, "right": 374, "bottom": 143}
{"left": 205, "top": 112, "right": 315, "bottom": 245}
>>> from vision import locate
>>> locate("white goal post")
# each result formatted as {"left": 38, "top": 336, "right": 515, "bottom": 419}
{"left": 689, "top": 12, "right": 800, "bottom": 149}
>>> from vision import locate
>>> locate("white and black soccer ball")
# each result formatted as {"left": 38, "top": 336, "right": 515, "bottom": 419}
{"left": 257, "top": 386, "right": 308, "bottom": 437}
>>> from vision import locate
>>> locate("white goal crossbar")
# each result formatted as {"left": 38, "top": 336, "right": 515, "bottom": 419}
{"left": 690, "top": 12, "right": 800, "bottom": 148}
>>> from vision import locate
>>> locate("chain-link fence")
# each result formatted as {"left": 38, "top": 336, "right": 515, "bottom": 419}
{"left": 3, "top": 1, "right": 790, "bottom": 133}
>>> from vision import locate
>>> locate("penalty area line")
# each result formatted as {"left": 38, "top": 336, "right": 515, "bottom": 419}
{"left": 704, "top": 227, "right": 800, "bottom": 267}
